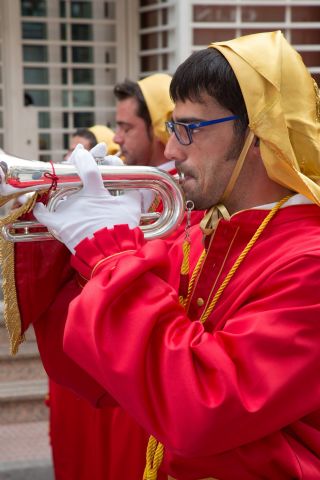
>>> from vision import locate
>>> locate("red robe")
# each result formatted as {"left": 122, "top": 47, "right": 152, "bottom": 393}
{"left": 46, "top": 186, "right": 203, "bottom": 478}
{"left": 14, "top": 239, "right": 154, "bottom": 480}
{"left": 34, "top": 202, "right": 320, "bottom": 479}
{"left": 46, "top": 160, "right": 203, "bottom": 480}
{"left": 14, "top": 239, "right": 171, "bottom": 479}
{"left": 48, "top": 380, "right": 150, "bottom": 479}
{"left": 14, "top": 206, "right": 202, "bottom": 479}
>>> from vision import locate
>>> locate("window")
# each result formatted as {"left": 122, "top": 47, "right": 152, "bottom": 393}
{"left": 72, "top": 46, "right": 93, "bottom": 63}
{"left": 22, "top": 22, "right": 47, "bottom": 39}
{"left": 24, "top": 89, "right": 49, "bottom": 106}
{"left": 71, "top": 24, "right": 93, "bottom": 41}
{"left": 20, "top": 0, "right": 118, "bottom": 162}
{"left": 21, "top": 0, "right": 46, "bottom": 17}
{"left": 139, "top": 0, "right": 173, "bottom": 75}
{"left": 23, "top": 45, "right": 47, "bottom": 62}
{"left": 72, "top": 68, "right": 94, "bottom": 84}
{"left": 190, "top": 2, "right": 320, "bottom": 85}
{"left": 24, "top": 67, "right": 48, "bottom": 84}
{"left": 71, "top": 1, "right": 92, "bottom": 19}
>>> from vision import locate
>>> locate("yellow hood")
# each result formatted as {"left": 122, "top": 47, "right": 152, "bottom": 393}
{"left": 210, "top": 30, "right": 320, "bottom": 204}
{"left": 89, "top": 125, "right": 119, "bottom": 155}
{"left": 138, "top": 73, "right": 174, "bottom": 145}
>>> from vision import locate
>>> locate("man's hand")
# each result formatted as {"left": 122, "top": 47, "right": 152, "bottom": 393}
{"left": 62, "top": 142, "right": 123, "bottom": 166}
{"left": 90, "top": 143, "right": 124, "bottom": 166}
{"left": 33, "top": 144, "right": 142, "bottom": 253}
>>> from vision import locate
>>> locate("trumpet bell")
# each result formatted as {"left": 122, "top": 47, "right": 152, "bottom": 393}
{"left": 0, "top": 150, "right": 185, "bottom": 241}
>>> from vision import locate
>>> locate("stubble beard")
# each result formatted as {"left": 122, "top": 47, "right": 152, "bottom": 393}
{"left": 181, "top": 131, "right": 245, "bottom": 210}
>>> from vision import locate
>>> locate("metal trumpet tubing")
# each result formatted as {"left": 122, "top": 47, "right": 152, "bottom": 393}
{"left": 0, "top": 152, "right": 185, "bottom": 242}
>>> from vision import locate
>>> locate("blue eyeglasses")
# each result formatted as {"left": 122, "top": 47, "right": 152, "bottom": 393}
{"left": 165, "top": 115, "right": 239, "bottom": 146}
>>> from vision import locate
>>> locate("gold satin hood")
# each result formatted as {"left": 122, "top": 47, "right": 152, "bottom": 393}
{"left": 138, "top": 73, "right": 174, "bottom": 145}
{"left": 209, "top": 30, "right": 320, "bottom": 204}
{"left": 89, "top": 125, "right": 119, "bottom": 155}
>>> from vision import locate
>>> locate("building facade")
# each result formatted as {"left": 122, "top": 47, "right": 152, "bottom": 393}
{"left": 0, "top": 0, "right": 319, "bottom": 161}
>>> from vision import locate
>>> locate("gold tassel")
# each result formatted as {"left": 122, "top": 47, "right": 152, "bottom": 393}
{"left": 0, "top": 237, "right": 24, "bottom": 354}
{"left": 0, "top": 193, "right": 39, "bottom": 354}
{"left": 178, "top": 238, "right": 191, "bottom": 307}
{"left": 143, "top": 436, "right": 164, "bottom": 480}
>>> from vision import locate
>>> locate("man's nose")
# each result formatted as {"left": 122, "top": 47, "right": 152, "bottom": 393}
{"left": 164, "top": 133, "right": 186, "bottom": 163}
{"left": 113, "top": 130, "right": 124, "bottom": 145}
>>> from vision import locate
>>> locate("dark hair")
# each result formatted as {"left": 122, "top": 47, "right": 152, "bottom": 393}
{"left": 170, "top": 49, "right": 248, "bottom": 136}
{"left": 73, "top": 128, "right": 97, "bottom": 149}
{"left": 113, "top": 79, "right": 152, "bottom": 129}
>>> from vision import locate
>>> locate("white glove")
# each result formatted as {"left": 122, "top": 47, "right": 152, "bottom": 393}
{"left": 90, "top": 143, "right": 124, "bottom": 166}
{"left": 33, "top": 144, "right": 142, "bottom": 253}
{"left": 62, "top": 142, "right": 124, "bottom": 166}
{"left": 90, "top": 143, "right": 154, "bottom": 211}
{"left": 61, "top": 142, "right": 152, "bottom": 212}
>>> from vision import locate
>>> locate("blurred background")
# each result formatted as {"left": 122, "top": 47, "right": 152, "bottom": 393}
{"left": 0, "top": 1, "right": 319, "bottom": 478}
{"left": 0, "top": 0, "right": 319, "bottom": 163}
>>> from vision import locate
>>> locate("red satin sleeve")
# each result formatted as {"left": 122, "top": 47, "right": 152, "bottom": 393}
{"left": 14, "top": 240, "right": 115, "bottom": 407}
{"left": 63, "top": 224, "right": 320, "bottom": 478}
{"left": 15, "top": 240, "right": 72, "bottom": 333}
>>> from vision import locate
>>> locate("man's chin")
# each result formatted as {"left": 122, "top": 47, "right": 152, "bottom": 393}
{"left": 123, "top": 157, "right": 135, "bottom": 166}
{"left": 183, "top": 190, "right": 208, "bottom": 211}
{"left": 181, "top": 177, "right": 197, "bottom": 198}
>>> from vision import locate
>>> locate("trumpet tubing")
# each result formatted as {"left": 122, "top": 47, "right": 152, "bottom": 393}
{"left": 0, "top": 151, "right": 185, "bottom": 241}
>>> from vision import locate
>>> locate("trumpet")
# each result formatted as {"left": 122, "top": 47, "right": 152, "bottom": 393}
{"left": 0, "top": 151, "right": 185, "bottom": 242}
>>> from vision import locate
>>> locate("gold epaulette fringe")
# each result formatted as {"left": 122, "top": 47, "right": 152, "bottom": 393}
{"left": 0, "top": 193, "right": 39, "bottom": 354}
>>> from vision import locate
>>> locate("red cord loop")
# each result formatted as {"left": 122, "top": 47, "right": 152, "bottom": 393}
{"left": 41, "top": 161, "right": 59, "bottom": 204}
{"left": 43, "top": 161, "right": 59, "bottom": 191}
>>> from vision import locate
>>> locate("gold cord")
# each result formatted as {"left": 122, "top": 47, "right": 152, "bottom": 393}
{"left": 183, "top": 249, "right": 206, "bottom": 310}
{"left": 200, "top": 195, "right": 291, "bottom": 323}
{"left": 143, "top": 435, "right": 165, "bottom": 480}
{"left": 0, "top": 192, "right": 40, "bottom": 354}
{"left": 143, "top": 195, "right": 291, "bottom": 479}
{"left": 221, "top": 131, "right": 255, "bottom": 204}
{"left": 178, "top": 239, "right": 191, "bottom": 307}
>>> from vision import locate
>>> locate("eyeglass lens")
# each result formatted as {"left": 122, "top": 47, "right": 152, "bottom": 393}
{"left": 174, "top": 124, "right": 190, "bottom": 145}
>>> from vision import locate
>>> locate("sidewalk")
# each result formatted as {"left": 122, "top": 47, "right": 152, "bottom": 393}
{"left": 0, "top": 421, "right": 54, "bottom": 479}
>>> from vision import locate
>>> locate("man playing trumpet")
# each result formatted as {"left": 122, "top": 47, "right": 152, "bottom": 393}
{"left": 47, "top": 95, "right": 185, "bottom": 477}
{"left": 0, "top": 73, "right": 196, "bottom": 480}
{"left": 2, "top": 31, "right": 320, "bottom": 479}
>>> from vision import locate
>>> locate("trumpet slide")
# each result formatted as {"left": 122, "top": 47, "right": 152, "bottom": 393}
{"left": 0, "top": 151, "right": 185, "bottom": 242}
